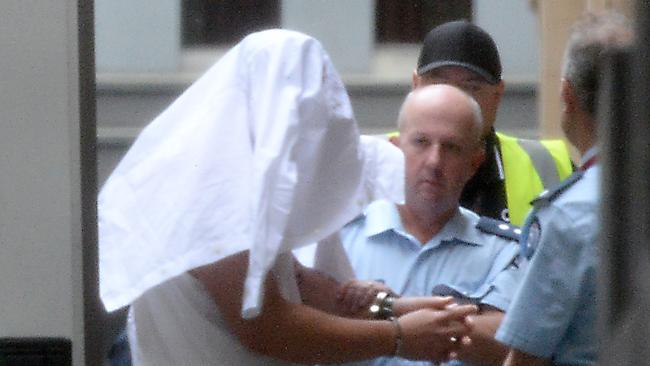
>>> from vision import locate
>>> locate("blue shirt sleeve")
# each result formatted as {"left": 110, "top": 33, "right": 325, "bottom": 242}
{"left": 495, "top": 204, "right": 594, "bottom": 358}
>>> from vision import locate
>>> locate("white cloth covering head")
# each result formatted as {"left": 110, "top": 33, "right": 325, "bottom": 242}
{"left": 99, "top": 29, "right": 403, "bottom": 317}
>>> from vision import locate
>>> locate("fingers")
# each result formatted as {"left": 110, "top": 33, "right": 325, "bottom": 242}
{"left": 337, "top": 283, "right": 360, "bottom": 313}
{"left": 434, "top": 304, "right": 477, "bottom": 336}
{"left": 446, "top": 334, "right": 473, "bottom": 361}
{"left": 428, "top": 295, "right": 455, "bottom": 310}
{"left": 360, "top": 287, "right": 376, "bottom": 311}
{"left": 442, "top": 303, "right": 479, "bottom": 321}
{"left": 398, "top": 309, "right": 474, "bottom": 361}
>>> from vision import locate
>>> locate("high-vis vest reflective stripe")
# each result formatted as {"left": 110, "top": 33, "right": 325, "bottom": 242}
{"left": 496, "top": 132, "right": 573, "bottom": 225}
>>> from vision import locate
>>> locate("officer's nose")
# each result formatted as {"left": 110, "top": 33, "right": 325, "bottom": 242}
{"left": 425, "top": 144, "right": 444, "bottom": 168}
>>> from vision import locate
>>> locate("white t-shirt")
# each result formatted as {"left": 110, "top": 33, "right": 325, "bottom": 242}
{"left": 129, "top": 255, "right": 301, "bottom": 366}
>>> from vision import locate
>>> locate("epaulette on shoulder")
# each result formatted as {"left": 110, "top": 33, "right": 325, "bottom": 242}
{"left": 476, "top": 217, "right": 521, "bottom": 242}
{"left": 531, "top": 171, "right": 585, "bottom": 205}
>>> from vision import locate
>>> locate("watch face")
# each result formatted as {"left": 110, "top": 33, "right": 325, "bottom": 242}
{"left": 523, "top": 217, "right": 541, "bottom": 259}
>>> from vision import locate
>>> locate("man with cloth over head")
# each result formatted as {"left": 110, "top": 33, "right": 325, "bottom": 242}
{"left": 496, "top": 11, "right": 633, "bottom": 366}
{"left": 337, "top": 84, "right": 524, "bottom": 366}
{"left": 99, "top": 29, "right": 479, "bottom": 366}
{"left": 389, "top": 20, "right": 574, "bottom": 226}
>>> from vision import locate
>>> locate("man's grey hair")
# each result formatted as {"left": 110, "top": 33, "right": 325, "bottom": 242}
{"left": 561, "top": 11, "right": 633, "bottom": 117}
{"left": 396, "top": 86, "right": 484, "bottom": 144}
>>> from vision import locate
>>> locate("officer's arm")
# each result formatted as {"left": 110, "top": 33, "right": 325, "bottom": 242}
{"left": 453, "top": 306, "right": 509, "bottom": 365}
{"left": 503, "top": 348, "right": 549, "bottom": 366}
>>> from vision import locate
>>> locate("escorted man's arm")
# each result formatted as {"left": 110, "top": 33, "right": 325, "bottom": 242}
{"left": 503, "top": 348, "right": 549, "bottom": 366}
{"left": 191, "top": 252, "right": 478, "bottom": 364}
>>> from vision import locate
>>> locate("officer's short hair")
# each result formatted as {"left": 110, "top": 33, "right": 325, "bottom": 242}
{"left": 562, "top": 11, "right": 633, "bottom": 118}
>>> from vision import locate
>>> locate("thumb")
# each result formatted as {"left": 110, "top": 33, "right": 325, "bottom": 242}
{"left": 429, "top": 296, "right": 455, "bottom": 309}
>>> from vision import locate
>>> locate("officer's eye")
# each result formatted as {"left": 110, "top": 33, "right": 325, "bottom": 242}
{"left": 412, "top": 136, "right": 430, "bottom": 147}
{"left": 442, "top": 142, "right": 463, "bottom": 154}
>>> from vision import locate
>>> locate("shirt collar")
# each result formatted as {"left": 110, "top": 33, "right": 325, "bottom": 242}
{"left": 363, "top": 201, "right": 482, "bottom": 246}
{"left": 435, "top": 207, "right": 483, "bottom": 246}
{"left": 364, "top": 200, "right": 403, "bottom": 237}
{"left": 581, "top": 146, "right": 599, "bottom": 166}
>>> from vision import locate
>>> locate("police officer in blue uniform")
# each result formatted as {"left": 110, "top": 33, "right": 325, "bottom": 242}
{"left": 495, "top": 11, "right": 633, "bottom": 366}
{"left": 337, "top": 84, "right": 524, "bottom": 366}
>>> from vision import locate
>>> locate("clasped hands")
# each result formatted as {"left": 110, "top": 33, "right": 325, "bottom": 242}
{"left": 336, "top": 279, "right": 477, "bottom": 362}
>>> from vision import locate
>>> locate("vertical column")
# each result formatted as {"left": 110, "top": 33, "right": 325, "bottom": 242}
{"left": 537, "top": 0, "right": 634, "bottom": 142}
{"left": 537, "top": 0, "right": 586, "bottom": 142}
{"left": 79, "top": 0, "right": 102, "bottom": 364}
{"left": 281, "top": 0, "right": 373, "bottom": 74}
{"left": 600, "top": 2, "right": 650, "bottom": 363}
{"left": 0, "top": 0, "right": 95, "bottom": 365}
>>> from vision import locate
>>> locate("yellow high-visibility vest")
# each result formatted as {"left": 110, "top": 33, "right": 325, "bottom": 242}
{"left": 496, "top": 132, "right": 573, "bottom": 225}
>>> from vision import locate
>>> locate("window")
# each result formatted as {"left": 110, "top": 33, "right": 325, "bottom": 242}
{"left": 182, "top": 0, "right": 280, "bottom": 46}
{"left": 376, "top": 0, "right": 472, "bottom": 43}
{"left": 182, "top": 0, "right": 471, "bottom": 46}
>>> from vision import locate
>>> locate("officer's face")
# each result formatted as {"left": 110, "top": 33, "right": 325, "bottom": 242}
{"left": 398, "top": 87, "right": 484, "bottom": 212}
{"left": 413, "top": 66, "right": 504, "bottom": 137}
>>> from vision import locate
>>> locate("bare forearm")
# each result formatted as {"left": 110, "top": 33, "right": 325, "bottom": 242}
{"left": 454, "top": 309, "right": 508, "bottom": 365}
{"left": 192, "top": 252, "right": 396, "bottom": 364}
{"left": 294, "top": 261, "right": 342, "bottom": 314}
{"left": 503, "top": 348, "right": 549, "bottom": 366}
{"left": 249, "top": 299, "right": 397, "bottom": 364}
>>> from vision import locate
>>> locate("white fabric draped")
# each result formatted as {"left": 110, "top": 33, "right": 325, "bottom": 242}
{"left": 99, "top": 29, "right": 403, "bottom": 318}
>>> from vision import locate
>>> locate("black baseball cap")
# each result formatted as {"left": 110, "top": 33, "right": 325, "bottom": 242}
{"left": 417, "top": 20, "right": 502, "bottom": 84}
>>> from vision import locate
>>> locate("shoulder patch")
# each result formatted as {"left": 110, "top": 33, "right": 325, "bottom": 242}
{"left": 476, "top": 217, "right": 521, "bottom": 242}
{"left": 531, "top": 171, "right": 584, "bottom": 205}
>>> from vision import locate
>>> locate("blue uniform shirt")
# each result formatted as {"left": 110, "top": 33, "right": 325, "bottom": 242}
{"left": 496, "top": 164, "right": 600, "bottom": 365}
{"left": 340, "top": 200, "right": 523, "bottom": 366}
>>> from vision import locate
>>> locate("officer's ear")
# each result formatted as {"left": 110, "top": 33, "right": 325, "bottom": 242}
{"left": 470, "top": 142, "right": 486, "bottom": 173}
{"left": 491, "top": 79, "right": 505, "bottom": 106}
{"left": 561, "top": 78, "right": 577, "bottom": 114}
{"left": 388, "top": 135, "right": 400, "bottom": 147}
{"left": 412, "top": 70, "right": 422, "bottom": 90}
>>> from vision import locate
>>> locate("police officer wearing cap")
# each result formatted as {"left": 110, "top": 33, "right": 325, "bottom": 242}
{"left": 495, "top": 12, "right": 633, "bottom": 366}
{"left": 389, "top": 20, "right": 574, "bottom": 226}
